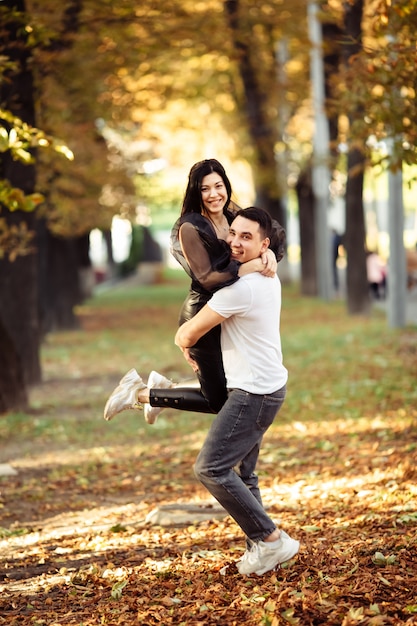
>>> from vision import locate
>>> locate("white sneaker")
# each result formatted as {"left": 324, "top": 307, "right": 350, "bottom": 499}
{"left": 104, "top": 369, "right": 146, "bottom": 421}
{"left": 236, "top": 530, "right": 299, "bottom": 576}
{"left": 144, "top": 370, "right": 175, "bottom": 424}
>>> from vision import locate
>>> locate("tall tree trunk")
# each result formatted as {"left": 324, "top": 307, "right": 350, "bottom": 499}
{"left": 323, "top": 22, "right": 344, "bottom": 297}
{"left": 224, "top": 0, "right": 286, "bottom": 229}
{"left": 343, "top": 0, "right": 370, "bottom": 314}
{"left": 296, "top": 165, "right": 317, "bottom": 295}
{"left": 0, "top": 320, "right": 28, "bottom": 413}
{"left": 345, "top": 148, "right": 370, "bottom": 313}
{"left": 45, "top": 234, "right": 83, "bottom": 331}
{"left": 0, "top": 0, "right": 41, "bottom": 413}
{"left": 322, "top": 23, "right": 343, "bottom": 163}
{"left": 35, "top": 0, "right": 88, "bottom": 331}
{"left": 296, "top": 23, "right": 342, "bottom": 297}
{"left": 38, "top": 226, "right": 88, "bottom": 334}
{"left": 103, "top": 229, "right": 115, "bottom": 280}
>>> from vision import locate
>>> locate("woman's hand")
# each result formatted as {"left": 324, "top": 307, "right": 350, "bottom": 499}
{"left": 260, "top": 248, "right": 277, "bottom": 277}
{"left": 238, "top": 249, "right": 277, "bottom": 278}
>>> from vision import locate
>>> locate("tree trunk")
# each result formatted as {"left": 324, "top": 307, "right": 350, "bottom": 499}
{"left": 224, "top": 0, "right": 286, "bottom": 229}
{"left": 77, "top": 232, "right": 94, "bottom": 300}
{"left": 103, "top": 229, "right": 116, "bottom": 280}
{"left": 0, "top": 216, "right": 41, "bottom": 387}
{"left": 0, "top": 0, "right": 41, "bottom": 412}
{"left": 38, "top": 226, "right": 88, "bottom": 334}
{"left": 322, "top": 23, "right": 343, "bottom": 162}
{"left": 343, "top": 0, "right": 370, "bottom": 315}
{"left": 296, "top": 166, "right": 317, "bottom": 296}
{"left": 295, "top": 23, "right": 342, "bottom": 298}
{"left": 0, "top": 319, "right": 28, "bottom": 413}
{"left": 345, "top": 148, "right": 370, "bottom": 314}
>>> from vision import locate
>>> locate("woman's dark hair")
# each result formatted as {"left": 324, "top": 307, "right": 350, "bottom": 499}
{"left": 181, "top": 159, "right": 232, "bottom": 216}
{"left": 236, "top": 206, "right": 286, "bottom": 262}
{"left": 269, "top": 219, "right": 286, "bottom": 262}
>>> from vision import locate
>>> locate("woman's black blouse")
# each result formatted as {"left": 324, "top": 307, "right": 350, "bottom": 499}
{"left": 170, "top": 208, "right": 240, "bottom": 299}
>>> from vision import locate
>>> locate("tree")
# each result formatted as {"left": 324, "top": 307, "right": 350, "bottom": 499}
{"left": 9, "top": 0, "right": 392, "bottom": 413}
{"left": 13, "top": 2, "right": 137, "bottom": 334}
{"left": 332, "top": 0, "right": 417, "bottom": 169}
{"left": 0, "top": 0, "right": 41, "bottom": 411}
{"left": 0, "top": 1, "right": 81, "bottom": 410}
{"left": 296, "top": 165, "right": 317, "bottom": 295}
{"left": 295, "top": 18, "right": 342, "bottom": 298}
{"left": 342, "top": 0, "right": 372, "bottom": 315}
{"left": 327, "top": 0, "right": 417, "bottom": 316}
{"left": 224, "top": 0, "right": 286, "bottom": 227}
{"left": 32, "top": 0, "right": 112, "bottom": 332}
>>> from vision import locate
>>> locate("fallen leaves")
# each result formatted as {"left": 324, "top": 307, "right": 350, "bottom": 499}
{"left": 1, "top": 439, "right": 416, "bottom": 625}
{"left": 1, "top": 288, "right": 416, "bottom": 625}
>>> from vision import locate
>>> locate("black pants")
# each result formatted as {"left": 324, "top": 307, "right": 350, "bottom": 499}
{"left": 149, "top": 291, "right": 228, "bottom": 414}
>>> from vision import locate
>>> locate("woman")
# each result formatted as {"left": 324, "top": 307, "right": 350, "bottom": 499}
{"left": 104, "top": 159, "right": 285, "bottom": 422}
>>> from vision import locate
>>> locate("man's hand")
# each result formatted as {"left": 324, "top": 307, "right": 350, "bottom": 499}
{"left": 175, "top": 306, "right": 226, "bottom": 359}
{"left": 180, "top": 346, "right": 199, "bottom": 373}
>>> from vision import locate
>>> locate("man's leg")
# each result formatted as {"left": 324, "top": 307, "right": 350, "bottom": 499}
{"left": 194, "top": 386, "right": 299, "bottom": 575}
{"left": 194, "top": 387, "right": 286, "bottom": 542}
{"left": 237, "top": 442, "right": 263, "bottom": 508}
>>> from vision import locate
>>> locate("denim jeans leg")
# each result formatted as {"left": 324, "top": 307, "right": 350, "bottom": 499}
{"left": 194, "top": 386, "right": 286, "bottom": 541}
{"left": 238, "top": 441, "right": 263, "bottom": 507}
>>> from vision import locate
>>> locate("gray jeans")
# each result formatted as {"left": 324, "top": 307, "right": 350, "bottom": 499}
{"left": 194, "top": 385, "right": 286, "bottom": 542}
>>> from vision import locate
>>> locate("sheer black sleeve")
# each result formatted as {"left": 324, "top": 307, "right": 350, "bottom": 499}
{"left": 170, "top": 214, "right": 240, "bottom": 294}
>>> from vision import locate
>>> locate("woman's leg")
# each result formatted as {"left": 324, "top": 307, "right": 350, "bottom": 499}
{"left": 180, "top": 294, "right": 228, "bottom": 411}
{"left": 147, "top": 334, "right": 227, "bottom": 414}
{"left": 189, "top": 326, "right": 228, "bottom": 412}
{"left": 151, "top": 294, "right": 228, "bottom": 414}
{"left": 105, "top": 292, "right": 227, "bottom": 420}
{"left": 149, "top": 386, "right": 213, "bottom": 413}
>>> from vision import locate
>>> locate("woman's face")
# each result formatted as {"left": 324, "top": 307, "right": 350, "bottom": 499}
{"left": 200, "top": 172, "right": 228, "bottom": 217}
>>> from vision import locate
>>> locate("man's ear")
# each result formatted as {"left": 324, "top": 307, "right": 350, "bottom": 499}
{"left": 261, "top": 237, "right": 270, "bottom": 253}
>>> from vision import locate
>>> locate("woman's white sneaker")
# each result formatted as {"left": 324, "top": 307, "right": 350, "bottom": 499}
{"left": 103, "top": 369, "right": 146, "bottom": 421}
{"left": 144, "top": 371, "right": 175, "bottom": 424}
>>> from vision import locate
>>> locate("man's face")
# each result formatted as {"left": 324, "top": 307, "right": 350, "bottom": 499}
{"left": 227, "top": 215, "right": 270, "bottom": 263}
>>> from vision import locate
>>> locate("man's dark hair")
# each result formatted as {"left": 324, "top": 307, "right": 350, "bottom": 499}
{"left": 236, "top": 207, "right": 286, "bottom": 261}
{"left": 236, "top": 206, "right": 272, "bottom": 240}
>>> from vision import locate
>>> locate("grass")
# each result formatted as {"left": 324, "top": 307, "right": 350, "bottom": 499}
{"left": 1, "top": 271, "right": 416, "bottom": 460}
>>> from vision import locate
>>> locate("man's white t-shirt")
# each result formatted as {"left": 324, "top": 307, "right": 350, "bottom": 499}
{"left": 207, "top": 273, "right": 288, "bottom": 394}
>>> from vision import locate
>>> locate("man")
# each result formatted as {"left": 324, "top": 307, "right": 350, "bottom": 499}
{"left": 105, "top": 207, "right": 299, "bottom": 575}
{"left": 176, "top": 206, "right": 298, "bottom": 575}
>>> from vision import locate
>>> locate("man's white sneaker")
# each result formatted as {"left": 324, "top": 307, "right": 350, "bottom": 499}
{"left": 104, "top": 369, "right": 146, "bottom": 421}
{"left": 236, "top": 530, "right": 299, "bottom": 576}
{"left": 144, "top": 370, "right": 175, "bottom": 424}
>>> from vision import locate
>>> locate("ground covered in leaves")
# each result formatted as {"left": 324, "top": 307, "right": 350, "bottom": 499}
{"left": 1, "top": 281, "right": 417, "bottom": 625}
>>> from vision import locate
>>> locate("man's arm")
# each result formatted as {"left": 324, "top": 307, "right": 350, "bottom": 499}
{"left": 175, "top": 305, "right": 226, "bottom": 349}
